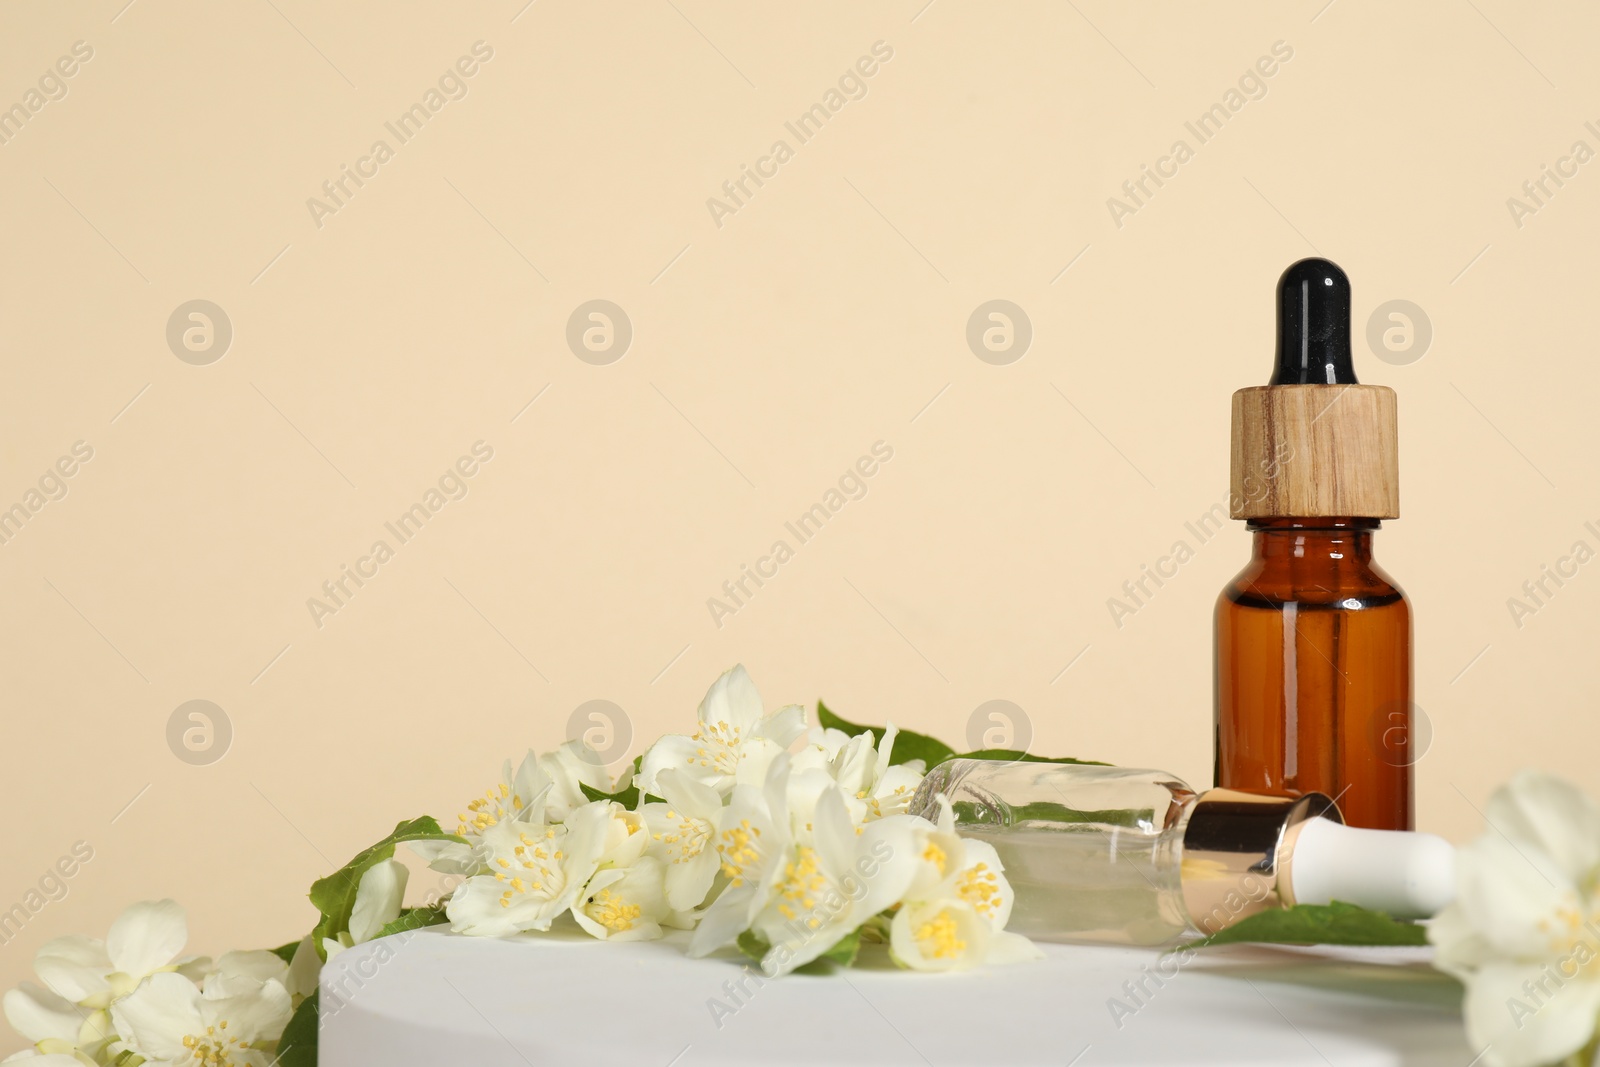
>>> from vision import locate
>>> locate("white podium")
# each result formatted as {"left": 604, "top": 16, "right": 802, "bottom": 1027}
{"left": 320, "top": 925, "right": 1469, "bottom": 1065}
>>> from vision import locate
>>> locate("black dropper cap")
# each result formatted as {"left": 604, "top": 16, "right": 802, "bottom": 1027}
{"left": 1270, "top": 258, "right": 1358, "bottom": 385}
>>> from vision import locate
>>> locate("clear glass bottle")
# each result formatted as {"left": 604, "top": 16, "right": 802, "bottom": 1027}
{"left": 910, "top": 759, "right": 1451, "bottom": 946}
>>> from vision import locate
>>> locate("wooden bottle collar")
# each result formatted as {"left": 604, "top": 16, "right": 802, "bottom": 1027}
{"left": 1229, "top": 384, "right": 1399, "bottom": 520}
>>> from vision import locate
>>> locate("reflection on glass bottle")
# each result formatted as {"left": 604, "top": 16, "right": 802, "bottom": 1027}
{"left": 911, "top": 759, "right": 1451, "bottom": 947}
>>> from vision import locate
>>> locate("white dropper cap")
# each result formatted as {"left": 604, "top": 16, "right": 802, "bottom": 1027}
{"left": 1288, "top": 817, "right": 1456, "bottom": 919}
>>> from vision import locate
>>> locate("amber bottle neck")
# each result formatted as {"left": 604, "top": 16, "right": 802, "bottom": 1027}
{"left": 1245, "top": 517, "right": 1380, "bottom": 563}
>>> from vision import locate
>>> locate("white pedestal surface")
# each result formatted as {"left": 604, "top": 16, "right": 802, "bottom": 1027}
{"left": 320, "top": 925, "right": 1469, "bottom": 1066}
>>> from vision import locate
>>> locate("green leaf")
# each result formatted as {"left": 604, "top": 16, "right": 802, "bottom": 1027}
{"left": 579, "top": 757, "right": 658, "bottom": 809}
{"left": 817, "top": 700, "right": 955, "bottom": 768}
{"left": 1185, "top": 901, "right": 1429, "bottom": 950}
{"left": 580, "top": 781, "right": 641, "bottom": 809}
{"left": 308, "top": 816, "right": 464, "bottom": 959}
{"left": 815, "top": 700, "right": 868, "bottom": 737}
{"left": 950, "top": 799, "right": 1154, "bottom": 829}
{"left": 810, "top": 927, "right": 862, "bottom": 969}
{"left": 736, "top": 929, "right": 769, "bottom": 963}
{"left": 275, "top": 990, "right": 318, "bottom": 1067}
{"left": 858, "top": 910, "right": 894, "bottom": 944}
{"left": 374, "top": 904, "right": 449, "bottom": 939}
{"left": 813, "top": 702, "right": 1107, "bottom": 770}
{"left": 953, "top": 749, "right": 1109, "bottom": 766}
{"left": 268, "top": 939, "right": 301, "bottom": 965}
{"left": 736, "top": 927, "right": 863, "bottom": 973}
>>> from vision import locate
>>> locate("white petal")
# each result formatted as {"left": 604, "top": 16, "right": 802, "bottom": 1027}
{"left": 761, "top": 920, "right": 855, "bottom": 975}
{"left": 538, "top": 742, "right": 613, "bottom": 821}
{"left": 638, "top": 734, "right": 707, "bottom": 796}
{"left": 784, "top": 767, "right": 841, "bottom": 841}
{"left": 667, "top": 841, "right": 722, "bottom": 913}
{"left": 408, "top": 839, "right": 480, "bottom": 875}
{"left": 348, "top": 860, "right": 408, "bottom": 944}
{"left": 109, "top": 972, "right": 205, "bottom": 1061}
{"left": 957, "top": 839, "right": 1014, "bottom": 929}
{"left": 284, "top": 935, "right": 321, "bottom": 1002}
{"left": 789, "top": 741, "right": 834, "bottom": 777}
{"left": 985, "top": 930, "right": 1045, "bottom": 965}
{"left": 200, "top": 978, "right": 292, "bottom": 1044}
{"left": 32, "top": 937, "right": 110, "bottom": 1004}
{"left": 203, "top": 950, "right": 290, "bottom": 1000}
{"left": 560, "top": 802, "right": 614, "bottom": 879}
{"left": 612, "top": 760, "right": 636, "bottom": 791}
{"left": 810, "top": 787, "right": 858, "bottom": 876}
{"left": 77, "top": 1005, "right": 115, "bottom": 1046}
{"left": 755, "top": 703, "right": 807, "bottom": 748}
{"left": 2, "top": 983, "right": 81, "bottom": 1044}
{"left": 598, "top": 807, "right": 651, "bottom": 869}
{"left": 611, "top": 857, "right": 668, "bottom": 920}
{"left": 570, "top": 908, "right": 608, "bottom": 940}
{"left": 581, "top": 868, "right": 627, "bottom": 895}
{"left": 803, "top": 727, "right": 853, "bottom": 761}
{"left": 875, "top": 764, "right": 925, "bottom": 799}
{"left": 204, "top": 953, "right": 287, "bottom": 999}
{"left": 558, "top": 740, "right": 613, "bottom": 791}
{"left": 656, "top": 768, "right": 723, "bottom": 821}
{"left": 212, "top": 950, "right": 288, "bottom": 986}
{"left": 1456, "top": 835, "right": 1572, "bottom": 959}
{"left": 1427, "top": 902, "right": 1494, "bottom": 979}
{"left": 572, "top": 905, "right": 662, "bottom": 943}
{"left": 902, "top": 815, "right": 966, "bottom": 901}
{"left": 852, "top": 815, "right": 920, "bottom": 918}
{"left": 173, "top": 955, "right": 212, "bottom": 984}
{"left": 645, "top": 797, "right": 723, "bottom": 911}
{"left": 889, "top": 900, "right": 991, "bottom": 972}
{"left": 573, "top": 859, "right": 669, "bottom": 942}
{"left": 1461, "top": 962, "right": 1600, "bottom": 1067}
{"left": 603, "top": 920, "right": 663, "bottom": 943}
{"left": 687, "top": 886, "right": 758, "bottom": 958}
{"left": 33, "top": 936, "right": 108, "bottom": 969}
{"left": 761, "top": 753, "right": 792, "bottom": 832}
{"left": 1487, "top": 772, "right": 1600, "bottom": 885}
{"left": 828, "top": 732, "right": 876, "bottom": 796}
{"left": 875, "top": 723, "right": 900, "bottom": 779}
{"left": 510, "top": 751, "right": 555, "bottom": 819}
{"left": 699, "top": 665, "right": 767, "bottom": 732}
{"left": 446, "top": 876, "right": 527, "bottom": 938}
{"left": 732, "top": 738, "right": 789, "bottom": 788}
{"left": 107, "top": 900, "right": 187, "bottom": 979}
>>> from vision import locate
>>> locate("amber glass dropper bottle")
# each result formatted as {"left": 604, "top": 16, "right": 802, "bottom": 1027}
{"left": 1214, "top": 258, "right": 1411, "bottom": 831}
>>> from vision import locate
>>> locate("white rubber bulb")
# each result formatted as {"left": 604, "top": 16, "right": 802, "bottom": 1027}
{"left": 1289, "top": 818, "right": 1456, "bottom": 919}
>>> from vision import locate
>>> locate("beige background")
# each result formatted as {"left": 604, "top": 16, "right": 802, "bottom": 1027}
{"left": 2, "top": 0, "right": 1596, "bottom": 1030}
